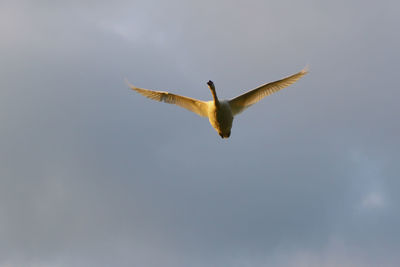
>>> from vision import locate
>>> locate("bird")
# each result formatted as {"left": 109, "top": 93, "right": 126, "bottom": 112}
{"left": 127, "top": 67, "right": 308, "bottom": 138}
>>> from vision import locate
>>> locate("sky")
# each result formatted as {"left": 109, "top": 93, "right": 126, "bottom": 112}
{"left": 1, "top": 0, "right": 400, "bottom": 266}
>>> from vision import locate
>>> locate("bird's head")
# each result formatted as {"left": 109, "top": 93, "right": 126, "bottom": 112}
{"left": 207, "top": 80, "right": 214, "bottom": 88}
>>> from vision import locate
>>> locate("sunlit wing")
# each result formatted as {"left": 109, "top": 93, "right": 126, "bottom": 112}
{"left": 127, "top": 81, "right": 209, "bottom": 117}
{"left": 228, "top": 67, "right": 308, "bottom": 116}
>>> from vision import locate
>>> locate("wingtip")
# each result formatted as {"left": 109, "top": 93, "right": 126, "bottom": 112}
{"left": 124, "top": 78, "right": 137, "bottom": 90}
{"left": 302, "top": 65, "right": 310, "bottom": 74}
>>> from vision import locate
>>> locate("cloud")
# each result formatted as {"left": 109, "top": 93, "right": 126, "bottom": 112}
{"left": 361, "top": 192, "right": 385, "bottom": 209}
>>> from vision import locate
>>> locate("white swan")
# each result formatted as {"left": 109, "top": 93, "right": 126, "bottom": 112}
{"left": 128, "top": 67, "right": 308, "bottom": 138}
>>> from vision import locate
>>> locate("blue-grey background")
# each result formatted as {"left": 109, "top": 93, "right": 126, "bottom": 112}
{"left": 1, "top": 0, "right": 399, "bottom": 266}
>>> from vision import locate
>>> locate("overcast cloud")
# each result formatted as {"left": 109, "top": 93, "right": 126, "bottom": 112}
{"left": 1, "top": 0, "right": 400, "bottom": 266}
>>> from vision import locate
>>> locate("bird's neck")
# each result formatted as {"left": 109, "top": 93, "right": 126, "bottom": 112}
{"left": 210, "top": 87, "right": 220, "bottom": 107}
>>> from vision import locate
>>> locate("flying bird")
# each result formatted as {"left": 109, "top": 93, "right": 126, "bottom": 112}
{"left": 128, "top": 67, "right": 308, "bottom": 138}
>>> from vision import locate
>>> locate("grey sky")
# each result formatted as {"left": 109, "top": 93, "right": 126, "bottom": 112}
{"left": 1, "top": 0, "right": 400, "bottom": 266}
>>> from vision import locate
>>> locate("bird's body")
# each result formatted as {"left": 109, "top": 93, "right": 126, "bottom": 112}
{"left": 207, "top": 100, "right": 233, "bottom": 138}
{"left": 128, "top": 67, "right": 308, "bottom": 138}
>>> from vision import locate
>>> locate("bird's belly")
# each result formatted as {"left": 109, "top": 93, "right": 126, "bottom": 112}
{"left": 208, "top": 102, "right": 233, "bottom": 136}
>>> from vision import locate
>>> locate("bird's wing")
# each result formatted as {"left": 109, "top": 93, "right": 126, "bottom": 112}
{"left": 127, "top": 82, "right": 209, "bottom": 117}
{"left": 228, "top": 67, "right": 308, "bottom": 116}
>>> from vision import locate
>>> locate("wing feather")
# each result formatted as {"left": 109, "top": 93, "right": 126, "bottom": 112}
{"left": 228, "top": 67, "right": 308, "bottom": 115}
{"left": 128, "top": 82, "right": 209, "bottom": 117}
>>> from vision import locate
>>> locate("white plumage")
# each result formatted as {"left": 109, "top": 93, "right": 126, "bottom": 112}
{"left": 128, "top": 67, "right": 308, "bottom": 138}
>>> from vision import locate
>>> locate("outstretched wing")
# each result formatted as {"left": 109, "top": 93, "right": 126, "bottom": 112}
{"left": 228, "top": 67, "right": 308, "bottom": 116}
{"left": 127, "top": 81, "right": 209, "bottom": 117}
